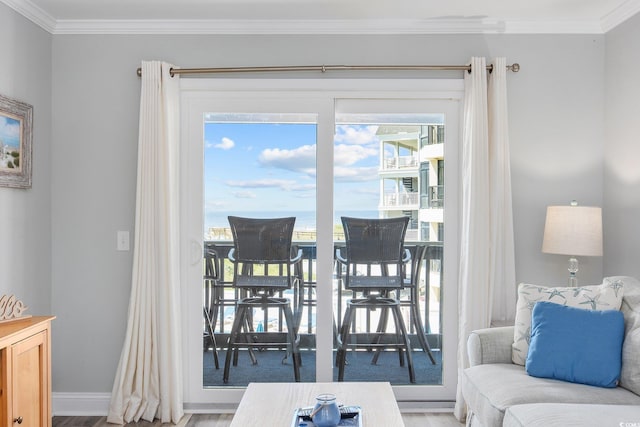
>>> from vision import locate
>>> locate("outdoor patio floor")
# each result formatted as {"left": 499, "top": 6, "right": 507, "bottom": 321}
{"left": 203, "top": 348, "right": 443, "bottom": 386}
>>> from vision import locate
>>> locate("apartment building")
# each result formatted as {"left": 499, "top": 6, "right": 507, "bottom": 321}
{"left": 378, "top": 123, "right": 444, "bottom": 242}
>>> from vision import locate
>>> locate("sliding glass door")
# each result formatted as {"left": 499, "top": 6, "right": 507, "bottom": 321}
{"left": 180, "top": 79, "right": 462, "bottom": 407}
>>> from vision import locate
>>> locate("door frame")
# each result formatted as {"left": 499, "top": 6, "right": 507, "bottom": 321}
{"left": 179, "top": 78, "right": 463, "bottom": 409}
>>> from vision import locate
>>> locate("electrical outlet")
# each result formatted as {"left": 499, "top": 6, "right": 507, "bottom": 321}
{"left": 117, "top": 231, "right": 130, "bottom": 251}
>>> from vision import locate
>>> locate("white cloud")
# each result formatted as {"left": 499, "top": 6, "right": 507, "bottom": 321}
{"left": 237, "top": 129, "right": 379, "bottom": 187}
{"left": 291, "top": 183, "right": 316, "bottom": 191}
{"left": 249, "top": 140, "right": 378, "bottom": 185}
{"left": 215, "top": 137, "right": 235, "bottom": 150}
{"left": 352, "top": 187, "right": 379, "bottom": 195}
{"left": 293, "top": 192, "right": 315, "bottom": 199}
{"left": 334, "top": 125, "right": 379, "bottom": 145}
{"left": 226, "top": 178, "right": 315, "bottom": 192}
{"left": 205, "top": 199, "right": 229, "bottom": 209}
{"left": 334, "top": 166, "right": 379, "bottom": 182}
{"left": 256, "top": 133, "right": 378, "bottom": 177}
{"left": 258, "top": 144, "right": 316, "bottom": 172}
{"left": 334, "top": 144, "right": 378, "bottom": 166}
{"left": 226, "top": 178, "right": 291, "bottom": 188}
{"left": 232, "top": 190, "right": 256, "bottom": 199}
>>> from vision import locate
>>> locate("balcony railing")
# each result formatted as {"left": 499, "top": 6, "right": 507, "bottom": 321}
{"left": 429, "top": 185, "right": 444, "bottom": 208}
{"left": 405, "top": 228, "right": 419, "bottom": 241}
{"left": 382, "top": 192, "right": 419, "bottom": 207}
{"left": 383, "top": 156, "right": 418, "bottom": 170}
{"left": 203, "top": 240, "right": 443, "bottom": 350}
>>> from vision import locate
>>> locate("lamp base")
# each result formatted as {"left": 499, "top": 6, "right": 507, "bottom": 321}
{"left": 568, "top": 257, "right": 578, "bottom": 287}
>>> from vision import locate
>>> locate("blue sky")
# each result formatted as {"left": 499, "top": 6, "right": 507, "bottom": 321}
{"left": 0, "top": 115, "right": 20, "bottom": 148}
{"left": 203, "top": 122, "right": 381, "bottom": 222}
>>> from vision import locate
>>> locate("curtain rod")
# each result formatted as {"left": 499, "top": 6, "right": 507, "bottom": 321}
{"left": 136, "top": 63, "right": 520, "bottom": 77}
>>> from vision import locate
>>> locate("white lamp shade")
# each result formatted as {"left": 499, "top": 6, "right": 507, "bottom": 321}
{"left": 542, "top": 205, "right": 603, "bottom": 257}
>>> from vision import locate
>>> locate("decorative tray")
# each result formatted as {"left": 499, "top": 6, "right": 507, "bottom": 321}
{"left": 291, "top": 405, "right": 362, "bottom": 427}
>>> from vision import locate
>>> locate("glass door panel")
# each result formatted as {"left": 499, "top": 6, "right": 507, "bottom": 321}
{"left": 202, "top": 114, "right": 318, "bottom": 387}
{"left": 332, "top": 111, "right": 445, "bottom": 385}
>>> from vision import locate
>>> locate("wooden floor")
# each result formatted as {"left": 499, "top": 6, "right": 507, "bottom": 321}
{"left": 52, "top": 412, "right": 463, "bottom": 426}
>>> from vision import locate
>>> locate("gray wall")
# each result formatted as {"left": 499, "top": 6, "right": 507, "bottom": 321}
{"left": 50, "top": 33, "right": 607, "bottom": 394}
{"left": 0, "top": 6, "right": 52, "bottom": 316}
{"left": 8, "top": 0, "right": 639, "bottom": 400}
{"left": 604, "top": 13, "right": 640, "bottom": 278}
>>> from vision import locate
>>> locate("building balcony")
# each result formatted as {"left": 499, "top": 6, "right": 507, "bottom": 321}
{"left": 429, "top": 185, "right": 444, "bottom": 208}
{"left": 381, "top": 192, "right": 419, "bottom": 209}
{"left": 405, "top": 228, "right": 419, "bottom": 241}
{"left": 382, "top": 155, "right": 418, "bottom": 171}
{"left": 421, "top": 142, "right": 444, "bottom": 160}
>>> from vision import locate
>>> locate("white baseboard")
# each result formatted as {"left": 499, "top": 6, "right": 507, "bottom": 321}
{"left": 52, "top": 392, "right": 112, "bottom": 416}
{"left": 397, "top": 401, "right": 455, "bottom": 412}
{"left": 52, "top": 393, "right": 238, "bottom": 417}
{"left": 52, "top": 392, "right": 455, "bottom": 417}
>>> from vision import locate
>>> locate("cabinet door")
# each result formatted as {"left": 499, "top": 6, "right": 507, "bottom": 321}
{"left": 12, "top": 331, "right": 47, "bottom": 427}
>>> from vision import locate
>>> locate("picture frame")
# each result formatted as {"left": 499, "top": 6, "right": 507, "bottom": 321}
{"left": 0, "top": 94, "right": 32, "bottom": 189}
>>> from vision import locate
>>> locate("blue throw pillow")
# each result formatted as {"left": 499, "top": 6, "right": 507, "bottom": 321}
{"left": 525, "top": 301, "right": 624, "bottom": 388}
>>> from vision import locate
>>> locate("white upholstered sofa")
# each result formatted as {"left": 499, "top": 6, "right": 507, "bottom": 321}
{"left": 461, "top": 276, "right": 640, "bottom": 427}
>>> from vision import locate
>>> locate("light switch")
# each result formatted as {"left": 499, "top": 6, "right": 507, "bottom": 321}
{"left": 117, "top": 231, "right": 130, "bottom": 251}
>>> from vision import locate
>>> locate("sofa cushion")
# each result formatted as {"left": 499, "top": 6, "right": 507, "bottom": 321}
{"left": 512, "top": 280, "right": 624, "bottom": 365}
{"left": 462, "top": 364, "right": 640, "bottom": 427}
{"left": 526, "top": 301, "right": 624, "bottom": 388}
{"left": 504, "top": 403, "right": 640, "bottom": 427}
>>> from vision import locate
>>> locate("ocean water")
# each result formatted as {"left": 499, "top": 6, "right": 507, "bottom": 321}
{"left": 205, "top": 209, "right": 379, "bottom": 231}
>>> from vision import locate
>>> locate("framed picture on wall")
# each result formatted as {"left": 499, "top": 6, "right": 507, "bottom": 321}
{"left": 0, "top": 94, "right": 33, "bottom": 189}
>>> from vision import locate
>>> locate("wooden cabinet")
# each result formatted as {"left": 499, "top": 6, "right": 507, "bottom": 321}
{"left": 0, "top": 317, "right": 54, "bottom": 427}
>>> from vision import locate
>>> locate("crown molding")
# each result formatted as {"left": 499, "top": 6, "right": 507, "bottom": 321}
{"left": 601, "top": 0, "right": 640, "bottom": 32}
{"left": 3, "top": 0, "right": 639, "bottom": 35}
{"left": 1, "top": 0, "right": 56, "bottom": 32}
{"left": 503, "top": 20, "right": 605, "bottom": 34}
{"left": 52, "top": 18, "right": 509, "bottom": 35}
{"left": 51, "top": 18, "right": 608, "bottom": 35}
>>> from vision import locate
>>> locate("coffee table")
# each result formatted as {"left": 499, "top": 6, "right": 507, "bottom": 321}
{"left": 230, "top": 382, "right": 404, "bottom": 426}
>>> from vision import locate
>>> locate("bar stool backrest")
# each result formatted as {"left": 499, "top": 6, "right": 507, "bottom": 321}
{"left": 228, "top": 216, "right": 297, "bottom": 291}
{"left": 340, "top": 216, "right": 410, "bottom": 291}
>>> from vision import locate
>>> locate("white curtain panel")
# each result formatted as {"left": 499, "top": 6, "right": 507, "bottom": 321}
{"left": 107, "top": 61, "right": 184, "bottom": 425}
{"left": 453, "top": 57, "right": 515, "bottom": 421}
{"left": 488, "top": 57, "right": 516, "bottom": 326}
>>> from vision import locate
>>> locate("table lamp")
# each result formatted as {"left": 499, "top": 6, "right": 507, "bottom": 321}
{"left": 541, "top": 201, "right": 603, "bottom": 287}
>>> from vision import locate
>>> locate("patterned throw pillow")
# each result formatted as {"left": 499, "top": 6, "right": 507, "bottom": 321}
{"left": 617, "top": 276, "right": 640, "bottom": 394}
{"left": 512, "top": 278, "right": 624, "bottom": 365}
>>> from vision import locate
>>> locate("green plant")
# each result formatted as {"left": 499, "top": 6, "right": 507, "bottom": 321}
{"left": 10, "top": 151, "right": 19, "bottom": 158}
